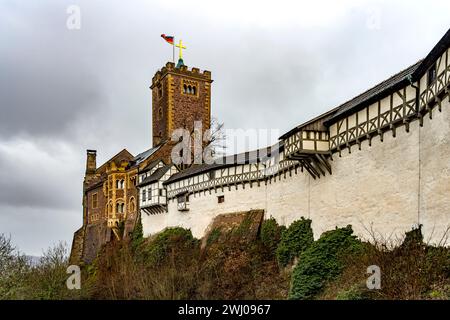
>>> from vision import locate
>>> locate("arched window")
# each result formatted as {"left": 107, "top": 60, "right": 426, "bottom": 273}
{"left": 116, "top": 179, "right": 124, "bottom": 189}
{"left": 187, "top": 85, "right": 192, "bottom": 94}
{"left": 116, "top": 202, "right": 125, "bottom": 213}
{"left": 158, "top": 107, "right": 163, "bottom": 119}
{"left": 129, "top": 197, "right": 136, "bottom": 212}
{"left": 183, "top": 84, "right": 187, "bottom": 93}
{"left": 192, "top": 86, "right": 196, "bottom": 95}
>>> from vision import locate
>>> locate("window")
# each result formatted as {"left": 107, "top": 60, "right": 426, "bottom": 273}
{"left": 129, "top": 198, "right": 136, "bottom": 212}
{"left": 182, "top": 80, "right": 198, "bottom": 96}
{"left": 177, "top": 194, "right": 189, "bottom": 203}
{"left": 208, "top": 171, "right": 215, "bottom": 179}
{"left": 142, "top": 189, "right": 146, "bottom": 202}
{"left": 159, "top": 189, "right": 163, "bottom": 196}
{"left": 158, "top": 107, "right": 163, "bottom": 120}
{"left": 92, "top": 193, "right": 98, "bottom": 208}
{"left": 116, "top": 180, "right": 124, "bottom": 189}
{"left": 122, "top": 180, "right": 125, "bottom": 189}
{"left": 157, "top": 83, "right": 163, "bottom": 99}
{"left": 428, "top": 64, "right": 437, "bottom": 86}
{"left": 148, "top": 189, "right": 152, "bottom": 201}
{"left": 116, "top": 203, "right": 125, "bottom": 213}
{"left": 218, "top": 195, "right": 225, "bottom": 204}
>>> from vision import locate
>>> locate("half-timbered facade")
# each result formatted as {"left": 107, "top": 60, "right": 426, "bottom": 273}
{"left": 140, "top": 28, "right": 450, "bottom": 244}
{"left": 72, "top": 28, "right": 450, "bottom": 265}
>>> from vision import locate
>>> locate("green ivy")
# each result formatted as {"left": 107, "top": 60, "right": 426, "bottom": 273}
{"left": 276, "top": 217, "right": 313, "bottom": 267}
{"left": 289, "top": 225, "right": 362, "bottom": 300}
{"left": 143, "top": 227, "right": 197, "bottom": 265}
{"left": 260, "top": 217, "right": 285, "bottom": 255}
{"left": 130, "top": 216, "right": 144, "bottom": 252}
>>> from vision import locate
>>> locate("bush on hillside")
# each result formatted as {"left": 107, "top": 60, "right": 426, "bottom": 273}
{"left": 142, "top": 227, "right": 198, "bottom": 265}
{"left": 260, "top": 217, "right": 286, "bottom": 255}
{"left": 289, "top": 225, "right": 362, "bottom": 300}
{"left": 276, "top": 217, "right": 313, "bottom": 267}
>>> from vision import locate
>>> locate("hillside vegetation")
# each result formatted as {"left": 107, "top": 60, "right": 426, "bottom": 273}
{"left": 0, "top": 216, "right": 449, "bottom": 300}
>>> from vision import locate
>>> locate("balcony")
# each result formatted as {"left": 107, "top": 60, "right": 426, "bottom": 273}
{"left": 284, "top": 130, "right": 332, "bottom": 179}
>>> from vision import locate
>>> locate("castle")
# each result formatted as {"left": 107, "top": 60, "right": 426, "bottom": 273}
{"left": 70, "top": 29, "right": 450, "bottom": 264}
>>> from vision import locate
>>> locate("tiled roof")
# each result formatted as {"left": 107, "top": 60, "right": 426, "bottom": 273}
{"left": 132, "top": 145, "right": 161, "bottom": 166}
{"left": 324, "top": 60, "right": 422, "bottom": 124}
{"left": 138, "top": 165, "right": 171, "bottom": 186}
{"left": 164, "top": 143, "right": 283, "bottom": 184}
{"left": 139, "top": 159, "right": 162, "bottom": 174}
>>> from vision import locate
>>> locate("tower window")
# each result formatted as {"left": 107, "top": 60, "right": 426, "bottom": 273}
{"left": 116, "top": 179, "right": 125, "bottom": 189}
{"left": 92, "top": 193, "right": 98, "bottom": 208}
{"left": 218, "top": 195, "right": 225, "bottom": 203}
{"left": 158, "top": 107, "right": 163, "bottom": 120}
{"left": 182, "top": 80, "right": 199, "bottom": 96}
{"left": 116, "top": 202, "right": 125, "bottom": 213}
{"left": 157, "top": 83, "right": 163, "bottom": 99}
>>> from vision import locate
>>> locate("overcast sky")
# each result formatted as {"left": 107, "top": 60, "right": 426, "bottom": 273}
{"left": 0, "top": 0, "right": 449, "bottom": 255}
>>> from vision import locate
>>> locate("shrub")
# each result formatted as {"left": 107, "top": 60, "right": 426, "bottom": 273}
{"left": 143, "top": 227, "right": 197, "bottom": 265}
{"left": 130, "top": 216, "right": 144, "bottom": 252}
{"left": 289, "top": 225, "right": 362, "bottom": 300}
{"left": 260, "top": 218, "right": 285, "bottom": 255}
{"left": 276, "top": 217, "right": 313, "bottom": 267}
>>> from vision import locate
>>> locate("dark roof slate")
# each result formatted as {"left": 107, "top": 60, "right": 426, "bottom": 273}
{"left": 164, "top": 143, "right": 283, "bottom": 185}
{"left": 324, "top": 60, "right": 422, "bottom": 125}
{"left": 138, "top": 165, "right": 171, "bottom": 186}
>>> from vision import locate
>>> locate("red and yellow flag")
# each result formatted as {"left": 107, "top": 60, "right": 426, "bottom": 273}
{"left": 161, "top": 34, "right": 174, "bottom": 45}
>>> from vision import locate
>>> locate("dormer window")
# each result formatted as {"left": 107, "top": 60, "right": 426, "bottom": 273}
{"left": 427, "top": 64, "right": 437, "bottom": 86}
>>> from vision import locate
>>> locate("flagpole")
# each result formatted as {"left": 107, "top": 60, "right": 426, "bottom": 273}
{"left": 173, "top": 37, "right": 175, "bottom": 63}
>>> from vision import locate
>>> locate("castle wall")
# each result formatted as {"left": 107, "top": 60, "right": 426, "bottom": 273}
{"left": 142, "top": 98, "right": 450, "bottom": 244}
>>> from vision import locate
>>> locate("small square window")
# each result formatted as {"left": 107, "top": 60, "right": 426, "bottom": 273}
{"left": 218, "top": 195, "right": 225, "bottom": 203}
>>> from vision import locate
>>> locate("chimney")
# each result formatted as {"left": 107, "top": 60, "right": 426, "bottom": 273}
{"left": 86, "top": 149, "right": 97, "bottom": 174}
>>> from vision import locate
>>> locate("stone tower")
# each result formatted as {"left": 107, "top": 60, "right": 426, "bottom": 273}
{"left": 150, "top": 61, "right": 213, "bottom": 147}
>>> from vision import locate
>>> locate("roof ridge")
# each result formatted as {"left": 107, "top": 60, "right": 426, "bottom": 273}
{"left": 335, "top": 59, "right": 422, "bottom": 111}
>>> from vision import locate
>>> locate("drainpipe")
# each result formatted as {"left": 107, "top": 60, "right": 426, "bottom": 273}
{"left": 406, "top": 74, "right": 421, "bottom": 226}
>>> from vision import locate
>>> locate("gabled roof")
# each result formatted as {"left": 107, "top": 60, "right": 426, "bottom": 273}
{"left": 95, "top": 149, "right": 134, "bottom": 174}
{"left": 138, "top": 165, "right": 171, "bottom": 186}
{"left": 132, "top": 145, "right": 161, "bottom": 166}
{"left": 139, "top": 159, "right": 162, "bottom": 174}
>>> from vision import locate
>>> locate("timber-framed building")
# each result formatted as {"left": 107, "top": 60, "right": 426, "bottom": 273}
{"left": 70, "top": 28, "right": 450, "bottom": 264}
